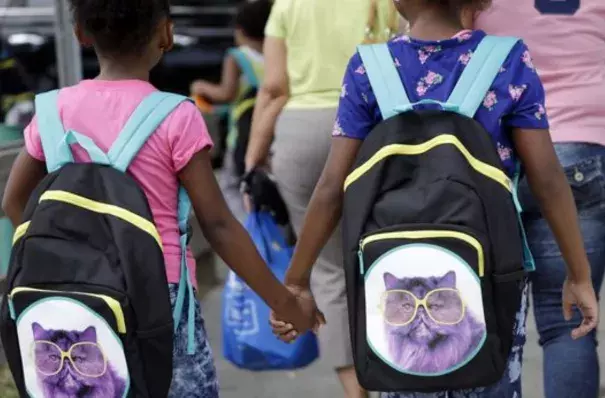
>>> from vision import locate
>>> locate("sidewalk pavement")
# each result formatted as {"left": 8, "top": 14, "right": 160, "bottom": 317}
{"left": 202, "top": 260, "right": 605, "bottom": 398}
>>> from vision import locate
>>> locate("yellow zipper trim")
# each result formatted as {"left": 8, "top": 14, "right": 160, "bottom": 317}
{"left": 9, "top": 287, "right": 126, "bottom": 334}
{"left": 344, "top": 134, "right": 512, "bottom": 192}
{"left": 360, "top": 230, "right": 484, "bottom": 276}
{"left": 38, "top": 190, "right": 163, "bottom": 249}
{"left": 12, "top": 221, "right": 30, "bottom": 245}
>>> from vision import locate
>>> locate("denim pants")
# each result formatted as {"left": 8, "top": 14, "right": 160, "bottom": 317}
{"left": 518, "top": 142, "right": 605, "bottom": 398}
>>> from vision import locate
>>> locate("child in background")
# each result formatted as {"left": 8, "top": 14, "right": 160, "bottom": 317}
{"left": 1, "top": 0, "right": 318, "bottom": 397}
{"left": 271, "top": 0, "right": 598, "bottom": 397}
{"left": 191, "top": 0, "right": 271, "bottom": 223}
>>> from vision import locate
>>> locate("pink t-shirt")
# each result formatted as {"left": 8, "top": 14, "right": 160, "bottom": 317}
{"left": 24, "top": 79, "right": 213, "bottom": 286}
{"left": 476, "top": 0, "right": 605, "bottom": 145}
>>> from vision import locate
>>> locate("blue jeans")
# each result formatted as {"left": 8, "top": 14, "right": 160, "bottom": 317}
{"left": 519, "top": 143, "right": 605, "bottom": 398}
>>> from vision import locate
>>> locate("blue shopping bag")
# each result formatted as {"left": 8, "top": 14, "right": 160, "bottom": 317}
{"left": 222, "top": 211, "right": 319, "bottom": 370}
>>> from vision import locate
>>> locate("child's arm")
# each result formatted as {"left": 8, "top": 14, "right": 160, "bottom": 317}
{"left": 1, "top": 149, "right": 46, "bottom": 226}
{"left": 179, "top": 149, "right": 318, "bottom": 332}
{"left": 190, "top": 54, "right": 241, "bottom": 104}
{"left": 514, "top": 129, "right": 598, "bottom": 338}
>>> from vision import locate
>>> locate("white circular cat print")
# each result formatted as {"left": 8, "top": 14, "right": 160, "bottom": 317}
{"left": 365, "top": 243, "right": 487, "bottom": 376}
{"left": 16, "top": 298, "right": 129, "bottom": 398}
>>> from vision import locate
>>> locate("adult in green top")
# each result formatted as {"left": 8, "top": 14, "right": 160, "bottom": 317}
{"left": 245, "top": 1, "right": 401, "bottom": 397}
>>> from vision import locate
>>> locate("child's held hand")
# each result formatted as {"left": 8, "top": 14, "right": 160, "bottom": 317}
{"left": 271, "top": 285, "right": 326, "bottom": 343}
{"left": 562, "top": 276, "right": 599, "bottom": 339}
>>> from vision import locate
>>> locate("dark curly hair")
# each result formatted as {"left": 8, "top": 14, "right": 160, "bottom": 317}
{"left": 234, "top": 0, "right": 272, "bottom": 41}
{"left": 430, "top": 0, "right": 492, "bottom": 15}
{"left": 69, "top": 0, "right": 171, "bottom": 56}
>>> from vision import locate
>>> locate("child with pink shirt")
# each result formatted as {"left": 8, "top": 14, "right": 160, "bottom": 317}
{"left": 1, "top": 0, "right": 318, "bottom": 396}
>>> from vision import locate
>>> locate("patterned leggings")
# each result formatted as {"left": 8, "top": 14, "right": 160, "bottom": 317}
{"left": 382, "top": 281, "right": 529, "bottom": 398}
{"left": 167, "top": 284, "right": 220, "bottom": 398}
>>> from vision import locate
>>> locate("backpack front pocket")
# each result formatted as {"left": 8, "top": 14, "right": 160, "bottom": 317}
{"left": 8, "top": 287, "right": 130, "bottom": 398}
{"left": 359, "top": 224, "right": 488, "bottom": 377}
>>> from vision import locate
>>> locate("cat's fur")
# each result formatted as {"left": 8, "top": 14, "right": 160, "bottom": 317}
{"left": 383, "top": 271, "right": 484, "bottom": 374}
{"left": 32, "top": 323, "right": 126, "bottom": 398}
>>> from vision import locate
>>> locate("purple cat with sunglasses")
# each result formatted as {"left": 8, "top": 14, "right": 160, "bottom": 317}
{"left": 382, "top": 271, "right": 485, "bottom": 374}
{"left": 32, "top": 323, "right": 126, "bottom": 398}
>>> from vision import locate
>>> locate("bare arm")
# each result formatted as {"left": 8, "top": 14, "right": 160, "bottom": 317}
{"left": 2, "top": 149, "right": 46, "bottom": 226}
{"left": 190, "top": 55, "right": 240, "bottom": 104}
{"left": 284, "top": 138, "right": 362, "bottom": 286}
{"left": 245, "top": 37, "right": 289, "bottom": 170}
{"left": 513, "top": 129, "right": 590, "bottom": 282}
{"left": 179, "top": 149, "right": 315, "bottom": 330}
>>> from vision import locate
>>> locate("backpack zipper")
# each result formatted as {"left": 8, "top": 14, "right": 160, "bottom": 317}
{"left": 358, "top": 229, "right": 484, "bottom": 276}
{"left": 8, "top": 286, "right": 126, "bottom": 334}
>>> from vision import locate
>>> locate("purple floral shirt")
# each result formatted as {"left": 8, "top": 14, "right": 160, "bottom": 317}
{"left": 332, "top": 30, "right": 549, "bottom": 176}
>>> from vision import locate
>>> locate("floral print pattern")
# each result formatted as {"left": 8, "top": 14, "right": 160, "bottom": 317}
{"left": 483, "top": 91, "right": 498, "bottom": 111}
{"left": 418, "top": 45, "right": 442, "bottom": 64}
{"left": 498, "top": 142, "right": 513, "bottom": 161}
{"left": 332, "top": 118, "right": 345, "bottom": 136}
{"left": 341, "top": 84, "right": 348, "bottom": 98}
{"left": 417, "top": 71, "right": 444, "bottom": 96}
{"left": 522, "top": 50, "right": 535, "bottom": 71}
{"left": 534, "top": 103, "right": 546, "bottom": 120}
{"left": 509, "top": 84, "right": 527, "bottom": 102}
{"left": 334, "top": 30, "right": 549, "bottom": 177}
{"left": 458, "top": 50, "right": 473, "bottom": 65}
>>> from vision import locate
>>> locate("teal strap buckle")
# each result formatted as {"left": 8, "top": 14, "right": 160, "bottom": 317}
{"left": 61, "top": 130, "right": 110, "bottom": 166}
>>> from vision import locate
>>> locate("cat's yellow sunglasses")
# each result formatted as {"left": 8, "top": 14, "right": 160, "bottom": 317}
{"left": 378, "top": 288, "right": 467, "bottom": 326}
{"left": 31, "top": 340, "right": 108, "bottom": 378}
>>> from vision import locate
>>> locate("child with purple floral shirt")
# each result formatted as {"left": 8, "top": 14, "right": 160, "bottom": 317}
{"left": 332, "top": 29, "right": 547, "bottom": 177}
{"left": 270, "top": 1, "right": 598, "bottom": 397}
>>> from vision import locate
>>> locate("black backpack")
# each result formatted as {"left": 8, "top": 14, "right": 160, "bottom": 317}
{"left": 342, "top": 36, "right": 535, "bottom": 392}
{"left": 0, "top": 90, "right": 197, "bottom": 397}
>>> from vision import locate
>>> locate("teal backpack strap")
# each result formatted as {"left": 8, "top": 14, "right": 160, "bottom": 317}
{"left": 172, "top": 186, "right": 196, "bottom": 354}
{"left": 357, "top": 44, "right": 410, "bottom": 119}
{"left": 108, "top": 91, "right": 198, "bottom": 354}
{"left": 228, "top": 48, "right": 259, "bottom": 88}
{"left": 35, "top": 90, "right": 111, "bottom": 171}
{"left": 35, "top": 90, "right": 73, "bottom": 173}
{"left": 512, "top": 162, "right": 536, "bottom": 272}
{"left": 447, "top": 35, "right": 519, "bottom": 118}
{"left": 108, "top": 92, "right": 190, "bottom": 172}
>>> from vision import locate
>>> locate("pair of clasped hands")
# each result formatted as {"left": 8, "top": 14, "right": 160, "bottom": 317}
{"left": 269, "top": 283, "right": 326, "bottom": 343}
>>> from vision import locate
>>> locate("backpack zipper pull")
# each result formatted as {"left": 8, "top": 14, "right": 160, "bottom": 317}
{"left": 358, "top": 246, "right": 365, "bottom": 275}
{"left": 7, "top": 294, "right": 16, "bottom": 320}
